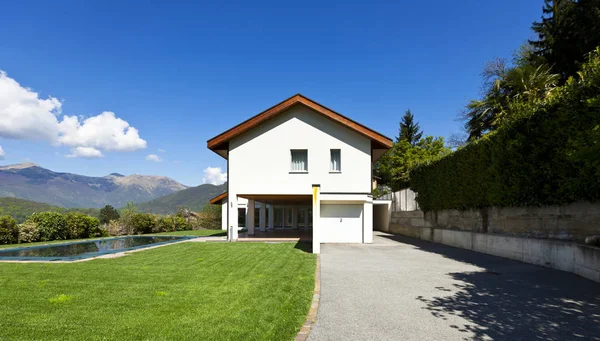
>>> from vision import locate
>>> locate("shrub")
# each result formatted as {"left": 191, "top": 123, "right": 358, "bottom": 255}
{"left": 130, "top": 213, "right": 156, "bottom": 234}
{"left": 29, "top": 212, "right": 68, "bottom": 241}
{"left": 89, "top": 225, "right": 109, "bottom": 237}
{"left": 120, "top": 202, "right": 138, "bottom": 235}
{"left": 18, "top": 221, "right": 40, "bottom": 243}
{"left": 64, "top": 212, "right": 100, "bottom": 239}
{"left": 156, "top": 216, "right": 173, "bottom": 233}
{"left": 173, "top": 215, "right": 190, "bottom": 231}
{"left": 195, "top": 203, "right": 222, "bottom": 230}
{"left": 154, "top": 215, "right": 189, "bottom": 233}
{"left": 107, "top": 220, "right": 125, "bottom": 236}
{"left": 410, "top": 47, "right": 600, "bottom": 211}
{"left": 0, "top": 215, "right": 19, "bottom": 244}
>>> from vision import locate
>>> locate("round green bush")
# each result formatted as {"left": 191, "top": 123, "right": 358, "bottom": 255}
{"left": 0, "top": 215, "right": 19, "bottom": 244}
{"left": 172, "top": 215, "right": 190, "bottom": 231}
{"left": 64, "top": 212, "right": 100, "bottom": 239}
{"left": 156, "top": 216, "right": 173, "bottom": 233}
{"left": 130, "top": 213, "right": 156, "bottom": 234}
{"left": 29, "top": 212, "right": 68, "bottom": 241}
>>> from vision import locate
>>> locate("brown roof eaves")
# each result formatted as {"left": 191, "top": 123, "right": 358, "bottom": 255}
{"left": 206, "top": 94, "right": 393, "bottom": 156}
{"left": 209, "top": 192, "right": 227, "bottom": 205}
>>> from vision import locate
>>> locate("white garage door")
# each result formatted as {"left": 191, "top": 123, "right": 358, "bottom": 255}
{"left": 320, "top": 204, "right": 363, "bottom": 243}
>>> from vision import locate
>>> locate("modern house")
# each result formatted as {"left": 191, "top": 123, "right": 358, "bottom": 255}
{"left": 207, "top": 94, "right": 393, "bottom": 253}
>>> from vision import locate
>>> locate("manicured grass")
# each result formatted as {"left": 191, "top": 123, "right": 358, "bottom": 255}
{"left": 0, "top": 242, "right": 316, "bottom": 340}
{"left": 151, "top": 229, "right": 226, "bottom": 237}
{"left": 0, "top": 230, "right": 225, "bottom": 250}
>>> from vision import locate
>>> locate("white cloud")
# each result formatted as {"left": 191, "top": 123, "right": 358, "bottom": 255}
{"left": 0, "top": 146, "right": 5, "bottom": 160}
{"left": 145, "top": 154, "right": 162, "bottom": 162}
{"left": 202, "top": 167, "right": 227, "bottom": 185}
{"left": 0, "top": 71, "right": 62, "bottom": 141}
{"left": 0, "top": 71, "right": 146, "bottom": 157}
{"left": 66, "top": 146, "right": 104, "bottom": 159}
{"left": 58, "top": 112, "right": 146, "bottom": 152}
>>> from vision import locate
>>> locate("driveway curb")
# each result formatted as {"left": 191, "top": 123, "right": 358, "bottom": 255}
{"left": 296, "top": 254, "right": 321, "bottom": 341}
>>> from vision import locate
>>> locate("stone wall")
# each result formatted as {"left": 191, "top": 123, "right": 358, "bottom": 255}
{"left": 395, "top": 201, "right": 600, "bottom": 243}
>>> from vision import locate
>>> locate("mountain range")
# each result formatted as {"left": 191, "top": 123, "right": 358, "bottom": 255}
{"left": 0, "top": 163, "right": 188, "bottom": 208}
{"left": 136, "top": 183, "right": 226, "bottom": 214}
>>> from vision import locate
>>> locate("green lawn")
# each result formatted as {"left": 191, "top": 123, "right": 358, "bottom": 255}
{"left": 0, "top": 229, "right": 226, "bottom": 250}
{"left": 0, "top": 242, "right": 315, "bottom": 340}
{"left": 151, "top": 229, "right": 226, "bottom": 237}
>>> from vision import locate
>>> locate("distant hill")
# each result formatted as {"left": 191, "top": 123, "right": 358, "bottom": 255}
{"left": 136, "top": 183, "right": 226, "bottom": 214}
{"left": 0, "top": 163, "right": 188, "bottom": 208}
{"left": 0, "top": 197, "right": 100, "bottom": 223}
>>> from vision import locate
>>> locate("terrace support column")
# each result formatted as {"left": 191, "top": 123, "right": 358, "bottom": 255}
{"left": 228, "top": 195, "right": 239, "bottom": 241}
{"left": 304, "top": 209, "right": 309, "bottom": 231}
{"left": 268, "top": 204, "right": 274, "bottom": 230}
{"left": 247, "top": 199, "right": 255, "bottom": 235}
{"left": 312, "top": 184, "right": 321, "bottom": 254}
{"left": 292, "top": 207, "right": 298, "bottom": 230}
{"left": 259, "top": 203, "right": 266, "bottom": 232}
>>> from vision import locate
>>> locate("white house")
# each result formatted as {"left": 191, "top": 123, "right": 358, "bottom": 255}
{"left": 207, "top": 94, "right": 392, "bottom": 253}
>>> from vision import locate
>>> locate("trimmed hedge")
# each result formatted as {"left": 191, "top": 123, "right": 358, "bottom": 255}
{"left": 411, "top": 47, "right": 600, "bottom": 211}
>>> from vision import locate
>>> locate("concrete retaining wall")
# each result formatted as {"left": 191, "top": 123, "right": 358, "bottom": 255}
{"left": 414, "top": 202, "right": 600, "bottom": 242}
{"left": 389, "top": 222, "right": 600, "bottom": 283}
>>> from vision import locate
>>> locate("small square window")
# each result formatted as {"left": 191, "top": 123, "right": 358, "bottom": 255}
{"left": 291, "top": 150, "right": 308, "bottom": 172}
{"left": 330, "top": 149, "right": 341, "bottom": 172}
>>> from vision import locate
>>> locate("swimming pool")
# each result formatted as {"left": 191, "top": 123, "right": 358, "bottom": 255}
{"left": 0, "top": 236, "right": 195, "bottom": 261}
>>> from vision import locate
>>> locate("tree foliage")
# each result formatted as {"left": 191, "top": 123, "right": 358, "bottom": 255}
{"left": 529, "top": 0, "right": 600, "bottom": 82}
{"left": 463, "top": 0, "right": 600, "bottom": 140}
{"left": 120, "top": 202, "right": 138, "bottom": 235}
{"left": 99, "top": 205, "right": 120, "bottom": 225}
{"left": 396, "top": 109, "right": 423, "bottom": 145}
{"left": 196, "top": 203, "right": 222, "bottom": 230}
{"left": 463, "top": 60, "right": 559, "bottom": 140}
{"left": 374, "top": 136, "right": 450, "bottom": 191}
{"left": 412, "top": 47, "right": 600, "bottom": 211}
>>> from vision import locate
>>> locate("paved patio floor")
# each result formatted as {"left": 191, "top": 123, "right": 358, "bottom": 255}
{"left": 308, "top": 231, "right": 600, "bottom": 341}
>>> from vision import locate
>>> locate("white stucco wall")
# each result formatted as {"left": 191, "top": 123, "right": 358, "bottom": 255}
{"left": 224, "top": 105, "right": 376, "bottom": 244}
{"left": 228, "top": 105, "right": 372, "bottom": 196}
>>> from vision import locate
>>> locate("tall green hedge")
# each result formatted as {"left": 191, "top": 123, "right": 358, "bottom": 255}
{"left": 411, "top": 48, "right": 600, "bottom": 211}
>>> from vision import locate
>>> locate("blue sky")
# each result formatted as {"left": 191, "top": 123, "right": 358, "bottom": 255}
{"left": 0, "top": 0, "right": 543, "bottom": 186}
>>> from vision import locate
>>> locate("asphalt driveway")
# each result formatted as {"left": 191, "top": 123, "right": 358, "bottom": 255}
{"left": 308, "top": 231, "right": 600, "bottom": 341}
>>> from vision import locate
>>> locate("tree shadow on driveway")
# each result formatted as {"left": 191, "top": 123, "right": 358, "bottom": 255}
{"left": 379, "top": 233, "right": 600, "bottom": 341}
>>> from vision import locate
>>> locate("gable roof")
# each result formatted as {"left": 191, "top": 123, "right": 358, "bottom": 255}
{"left": 207, "top": 94, "right": 393, "bottom": 158}
{"left": 209, "top": 192, "right": 227, "bottom": 204}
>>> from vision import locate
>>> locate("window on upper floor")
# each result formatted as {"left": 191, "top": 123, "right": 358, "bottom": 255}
{"left": 290, "top": 149, "right": 308, "bottom": 172}
{"left": 330, "top": 149, "right": 341, "bottom": 172}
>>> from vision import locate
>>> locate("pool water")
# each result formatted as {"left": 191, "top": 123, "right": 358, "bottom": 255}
{"left": 0, "top": 236, "right": 194, "bottom": 261}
